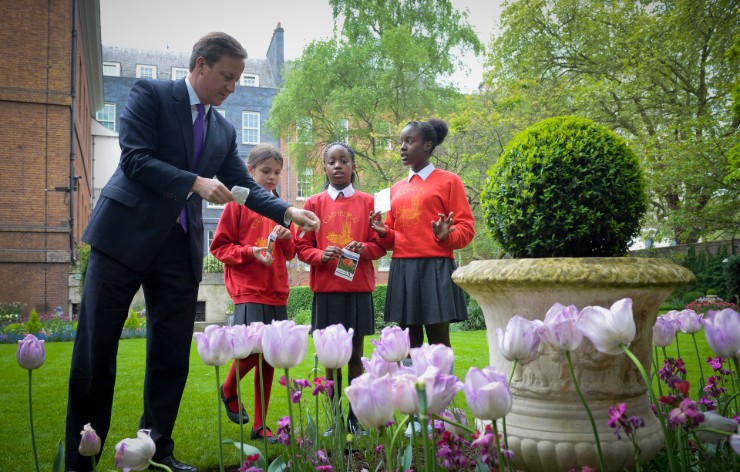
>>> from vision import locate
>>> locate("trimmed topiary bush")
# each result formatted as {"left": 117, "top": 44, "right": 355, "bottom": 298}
{"left": 482, "top": 116, "right": 647, "bottom": 257}
{"left": 25, "top": 308, "right": 43, "bottom": 334}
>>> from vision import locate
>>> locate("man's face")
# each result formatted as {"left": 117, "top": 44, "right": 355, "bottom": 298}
{"left": 190, "top": 54, "right": 245, "bottom": 106}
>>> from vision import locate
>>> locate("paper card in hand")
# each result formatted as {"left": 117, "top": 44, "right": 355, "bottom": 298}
{"left": 334, "top": 248, "right": 360, "bottom": 282}
{"left": 374, "top": 187, "right": 391, "bottom": 214}
{"left": 266, "top": 228, "right": 278, "bottom": 255}
{"left": 232, "top": 185, "right": 250, "bottom": 205}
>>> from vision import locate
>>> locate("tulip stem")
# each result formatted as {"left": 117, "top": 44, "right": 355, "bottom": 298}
{"left": 27, "top": 370, "right": 40, "bottom": 472}
{"left": 284, "top": 368, "right": 299, "bottom": 469}
{"left": 492, "top": 420, "right": 505, "bottom": 472}
{"left": 690, "top": 333, "right": 705, "bottom": 386}
{"left": 565, "top": 351, "right": 605, "bottom": 472}
{"left": 502, "top": 359, "right": 518, "bottom": 472}
{"left": 215, "top": 366, "right": 225, "bottom": 472}
{"left": 259, "top": 353, "right": 268, "bottom": 461}
{"left": 235, "top": 360, "right": 244, "bottom": 466}
{"left": 416, "top": 385, "right": 435, "bottom": 472}
{"left": 147, "top": 458, "right": 173, "bottom": 471}
{"left": 381, "top": 425, "right": 394, "bottom": 472}
{"left": 620, "top": 343, "right": 679, "bottom": 472}
{"left": 389, "top": 414, "right": 411, "bottom": 459}
{"left": 332, "top": 366, "right": 346, "bottom": 472}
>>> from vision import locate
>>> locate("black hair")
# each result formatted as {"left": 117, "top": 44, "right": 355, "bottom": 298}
{"left": 321, "top": 141, "right": 358, "bottom": 190}
{"left": 189, "top": 32, "right": 247, "bottom": 71}
{"left": 246, "top": 144, "right": 283, "bottom": 197}
{"left": 404, "top": 118, "right": 449, "bottom": 155}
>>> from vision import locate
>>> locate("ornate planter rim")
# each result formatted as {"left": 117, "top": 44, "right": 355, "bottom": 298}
{"left": 452, "top": 257, "right": 695, "bottom": 289}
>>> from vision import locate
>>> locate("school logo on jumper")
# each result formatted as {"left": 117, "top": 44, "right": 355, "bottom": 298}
{"left": 255, "top": 235, "right": 268, "bottom": 248}
{"left": 327, "top": 220, "right": 353, "bottom": 247}
{"left": 397, "top": 193, "right": 421, "bottom": 228}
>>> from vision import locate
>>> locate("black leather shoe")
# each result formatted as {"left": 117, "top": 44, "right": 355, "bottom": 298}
{"left": 220, "top": 385, "right": 250, "bottom": 425}
{"left": 155, "top": 456, "right": 199, "bottom": 472}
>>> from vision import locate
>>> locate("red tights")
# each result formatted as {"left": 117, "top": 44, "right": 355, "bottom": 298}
{"left": 222, "top": 354, "right": 274, "bottom": 431}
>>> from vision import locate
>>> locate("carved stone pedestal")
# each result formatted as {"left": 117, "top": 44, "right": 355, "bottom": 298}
{"left": 452, "top": 258, "right": 694, "bottom": 472}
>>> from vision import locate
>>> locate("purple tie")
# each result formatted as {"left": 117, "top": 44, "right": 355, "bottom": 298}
{"left": 180, "top": 104, "right": 206, "bottom": 232}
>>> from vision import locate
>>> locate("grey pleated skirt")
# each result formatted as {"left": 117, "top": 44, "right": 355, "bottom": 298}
{"left": 233, "top": 303, "right": 288, "bottom": 325}
{"left": 311, "top": 292, "right": 375, "bottom": 336}
{"left": 384, "top": 257, "right": 468, "bottom": 325}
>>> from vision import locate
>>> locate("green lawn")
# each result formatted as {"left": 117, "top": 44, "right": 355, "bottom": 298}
{"left": 0, "top": 329, "right": 715, "bottom": 471}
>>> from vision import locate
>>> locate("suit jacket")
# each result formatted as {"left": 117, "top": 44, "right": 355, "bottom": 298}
{"left": 83, "top": 78, "right": 290, "bottom": 281}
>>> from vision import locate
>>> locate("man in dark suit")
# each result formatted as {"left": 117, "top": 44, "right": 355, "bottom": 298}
{"left": 65, "top": 33, "right": 319, "bottom": 472}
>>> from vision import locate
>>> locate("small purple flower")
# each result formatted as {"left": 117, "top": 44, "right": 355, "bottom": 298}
{"left": 276, "top": 416, "right": 291, "bottom": 446}
{"left": 607, "top": 403, "right": 645, "bottom": 440}
{"left": 668, "top": 398, "right": 705, "bottom": 429}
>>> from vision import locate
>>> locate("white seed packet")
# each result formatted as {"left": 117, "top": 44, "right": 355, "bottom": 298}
{"left": 231, "top": 185, "right": 250, "bottom": 205}
{"left": 374, "top": 187, "right": 391, "bottom": 214}
{"left": 334, "top": 248, "right": 360, "bottom": 282}
{"left": 266, "top": 227, "right": 278, "bottom": 255}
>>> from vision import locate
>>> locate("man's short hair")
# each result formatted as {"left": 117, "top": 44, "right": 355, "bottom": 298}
{"left": 189, "top": 32, "right": 247, "bottom": 71}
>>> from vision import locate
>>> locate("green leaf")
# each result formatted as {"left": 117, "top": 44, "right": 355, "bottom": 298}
{"left": 52, "top": 440, "right": 63, "bottom": 472}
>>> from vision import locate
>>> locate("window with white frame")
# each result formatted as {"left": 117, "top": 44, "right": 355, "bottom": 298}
{"left": 296, "top": 118, "right": 312, "bottom": 144}
{"left": 240, "top": 74, "right": 259, "bottom": 87}
{"left": 296, "top": 168, "right": 314, "bottom": 201}
{"left": 378, "top": 253, "right": 392, "bottom": 272}
{"left": 207, "top": 201, "right": 226, "bottom": 210}
{"left": 171, "top": 67, "right": 188, "bottom": 80}
{"left": 206, "top": 230, "right": 216, "bottom": 249}
{"left": 102, "top": 62, "right": 120, "bottom": 76}
{"left": 338, "top": 118, "right": 349, "bottom": 143}
{"left": 96, "top": 103, "right": 116, "bottom": 131}
{"left": 242, "top": 111, "right": 260, "bottom": 144}
{"left": 136, "top": 64, "right": 157, "bottom": 79}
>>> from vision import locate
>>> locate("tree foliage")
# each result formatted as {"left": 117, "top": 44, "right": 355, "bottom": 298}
{"left": 481, "top": 0, "right": 739, "bottom": 243}
{"left": 267, "top": 0, "right": 482, "bottom": 192}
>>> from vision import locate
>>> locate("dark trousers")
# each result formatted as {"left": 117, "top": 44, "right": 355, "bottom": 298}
{"left": 65, "top": 225, "right": 199, "bottom": 471}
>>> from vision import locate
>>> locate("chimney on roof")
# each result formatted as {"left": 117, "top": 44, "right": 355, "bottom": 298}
{"left": 267, "top": 22, "right": 285, "bottom": 87}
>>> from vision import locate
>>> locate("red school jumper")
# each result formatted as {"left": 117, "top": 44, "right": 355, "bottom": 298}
{"left": 381, "top": 168, "right": 475, "bottom": 256}
{"left": 296, "top": 191, "right": 386, "bottom": 293}
{"left": 210, "top": 201, "right": 295, "bottom": 306}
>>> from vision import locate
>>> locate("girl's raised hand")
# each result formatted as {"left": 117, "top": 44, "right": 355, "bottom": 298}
{"left": 252, "top": 246, "right": 274, "bottom": 267}
{"left": 431, "top": 212, "right": 455, "bottom": 241}
{"left": 345, "top": 240, "right": 365, "bottom": 255}
{"left": 368, "top": 211, "right": 386, "bottom": 236}
{"left": 321, "top": 246, "right": 342, "bottom": 263}
{"left": 273, "top": 226, "right": 292, "bottom": 240}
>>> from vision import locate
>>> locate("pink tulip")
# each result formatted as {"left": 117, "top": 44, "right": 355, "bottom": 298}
{"left": 78, "top": 423, "right": 101, "bottom": 457}
{"left": 248, "top": 321, "right": 266, "bottom": 354}
{"left": 703, "top": 309, "right": 740, "bottom": 359}
{"left": 262, "top": 320, "right": 311, "bottom": 369}
{"left": 496, "top": 315, "right": 542, "bottom": 364}
{"left": 536, "top": 303, "right": 583, "bottom": 351}
{"left": 463, "top": 366, "right": 512, "bottom": 421}
{"left": 345, "top": 373, "right": 395, "bottom": 428}
{"left": 418, "top": 366, "right": 463, "bottom": 414}
{"left": 371, "top": 326, "right": 410, "bottom": 363}
{"left": 114, "top": 429, "right": 156, "bottom": 471}
{"left": 652, "top": 315, "right": 678, "bottom": 347}
{"left": 193, "top": 325, "right": 233, "bottom": 366}
{"left": 392, "top": 372, "right": 420, "bottom": 415}
{"left": 16, "top": 334, "right": 45, "bottom": 370}
{"left": 229, "top": 324, "right": 255, "bottom": 359}
{"left": 314, "top": 324, "right": 354, "bottom": 369}
{"left": 676, "top": 309, "right": 703, "bottom": 334}
{"left": 578, "top": 298, "right": 636, "bottom": 355}
{"left": 409, "top": 343, "right": 454, "bottom": 375}
{"left": 361, "top": 350, "right": 399, "bottom": 377}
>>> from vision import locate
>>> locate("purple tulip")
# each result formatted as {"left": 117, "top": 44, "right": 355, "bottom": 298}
{"left": 418, "top": 366, "right": 463, "bottom": 415}
{"left": 536, "top": 303, "right": 583, "bottom": 351}
{"left": 248, "top": 321, "right": 266, "bottom": 354}
{"left": 314, "top": 324, "right": 354, "bottom": 369}
{"left": 695, "top": 412, "right": 739, "bottom": 444}
{"left": 652, "top": 315, "right": 678, "bottom": 347}
{"left": 391, "top": 372, "right": 420, "bottom": 415}
{"left": 16, "top": 334, "right": 46, "bottom": 370}
{"left": 114, "top": 429, "right": 156, "bottom": 470}
{"left": 703, "top": 309, "right": 740, "bottom": 359}
{"left": 262, "top": 320, "right": 311, "bottom": 369}
{"left": 229, "top": 324, "right": 255, "bottom": 359}
{"left": 676, "top": 309, "right": 703, "bottom": 334}
{"left": 409, "top": 343, "right": 454, "bottom": 375}
{"left": 439, "top": 408, "right": 469, "bottom": 436}
{"left": 731, "top": 431, "right": 740, "bottom": 455}
{"left": 361, "top": 350, "right": 399, "bottom": 377}
{"left": 371, "top": 326, "right": 410, "bottom": 363}
{"left": 496, "top": 315, "right": 542, "bottom": 364}
{"left": 463, "top": 366, "right": 512, "bottom": 421}
{"left": 78, "top": 423, "right": 101, "bottom": 457}
{"left": 193, "top": 325, "right": 233, "bottom": 366}
{"left": 578, "top": 298, "right": 636, "bottom": 355}
{"left": 344, "top": 373, "right": 395, "bottom": 428}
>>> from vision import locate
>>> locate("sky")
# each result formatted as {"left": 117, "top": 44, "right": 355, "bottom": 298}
{"left": 99, "top": 0, "right": 504, "bottom": 92}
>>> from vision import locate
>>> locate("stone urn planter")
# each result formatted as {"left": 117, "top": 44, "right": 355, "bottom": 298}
{"left": 452, "top": 257, "right": 695, "bottom": 472}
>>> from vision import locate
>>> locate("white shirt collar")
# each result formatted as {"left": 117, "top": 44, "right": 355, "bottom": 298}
{"left": 185, "top": 77, "right": 211, "bottom": 118}
{"left": 408, "top": 163, "right": 435, "bottom": 182}
{"left": 328, "top": 183, "right": 355, "bottom": 200}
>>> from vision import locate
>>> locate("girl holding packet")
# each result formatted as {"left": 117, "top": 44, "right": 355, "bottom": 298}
{"left": 210, "top": 144, "right": 295, "bottom": 442}
{"left": 295, "top": 142, "right": 386, "bottom": 434}
{"left": 369, "top": 118, "right": 475, "bottom": 351}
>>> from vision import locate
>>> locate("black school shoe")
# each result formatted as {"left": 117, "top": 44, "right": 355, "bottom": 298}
{"left": 250, "top": 425, "right": 278, "bottom": 444}
{"left": 220, "top": 385, "right": 250, "bottom": 425}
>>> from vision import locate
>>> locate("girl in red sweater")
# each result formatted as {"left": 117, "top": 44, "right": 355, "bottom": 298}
{"left": 370, "top": 118, "right": 474, "bottom": 350}
{"left": 295, "top": 142, "right": 386, "bottom": 433}
{"left": 210, "top": 144, "right": 295, "bottom": 442}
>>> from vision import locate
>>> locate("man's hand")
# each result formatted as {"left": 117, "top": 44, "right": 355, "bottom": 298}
{"left": 191, "top": 177, "right": 235, "bottom": 204}
{"left": 286, "top": 207, "right": 320, "bottom": 234}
